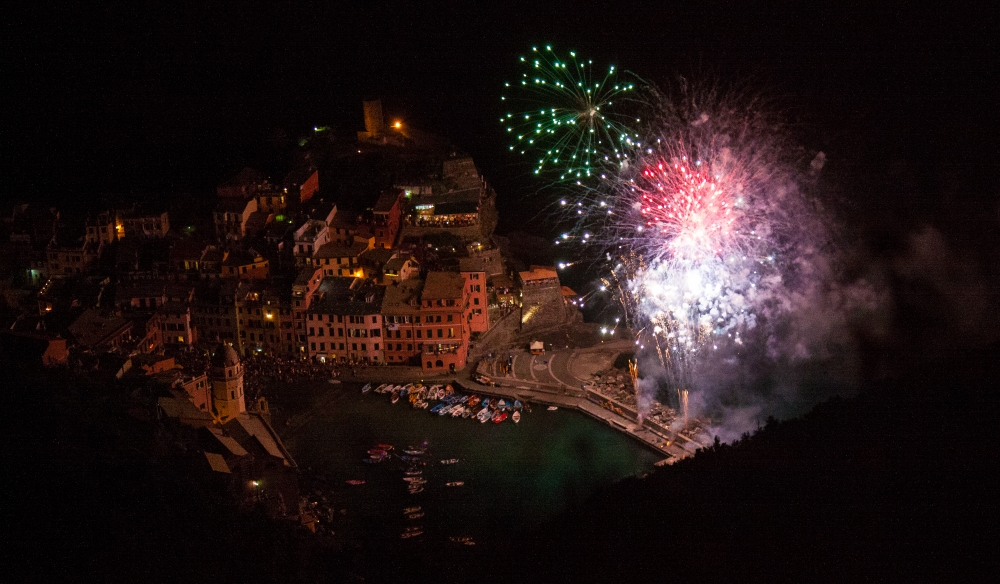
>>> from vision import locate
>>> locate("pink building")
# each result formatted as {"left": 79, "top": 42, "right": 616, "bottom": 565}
{"left": 306, "top": 277, "right": 386, "bottom": 364}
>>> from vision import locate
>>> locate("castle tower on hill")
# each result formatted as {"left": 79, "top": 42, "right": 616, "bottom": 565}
{"left": 363, "top": 100, "right": 385, "bottom": 136}
{"left": 209, "top": 343, "right": 246, "bottom": 422}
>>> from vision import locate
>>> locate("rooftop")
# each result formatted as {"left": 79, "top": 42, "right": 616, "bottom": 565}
{"left": 422, "top": 271, "right": 464, "bottom": 300}
{"left": 315, "top": 240, "right": 368, "bottom": 259}
{"left": 458, "top": 257, "right": 487, "bottom": 273}
{"left": 222, "top": 249, "right": 262, "bottom": 267}
{"left": 519, "top": 265, "right": 559, "bottom": 282}
{"left": 68, "top": 309, "right": 132, "bottom": 348}
{"left": 373, "top": 189, "right": 403, "bottom": 213}
{"left": 308, "top": 277, "right": 385, "bottom": 315}
{"left": 381, "top": 280, "right": 424, "bottom": 314}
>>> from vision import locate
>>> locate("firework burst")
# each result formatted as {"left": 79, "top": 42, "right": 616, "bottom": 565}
{"left": 589, "top": 80, "right": 819, "bottom": 417}
{"left": 501, "top": 45, "right": 645, "bottom": 184}
{"left": 507, "top": 57, "right": 840, "bottom": 432}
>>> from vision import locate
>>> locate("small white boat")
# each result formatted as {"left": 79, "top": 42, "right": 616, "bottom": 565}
{"left": 547, "top": 406, "right": 558, "bottom": 411}
{"left": 440, "top": 458, "right": 459, "bottom": 465}
{"left": 512, "top": 411, "right": 521, "bottom": 423}
{"left": 445, "top": 481, "right": 464, "bottom": 487}
{"left": 403, "top": 506, "right": 421, "bottom": 514}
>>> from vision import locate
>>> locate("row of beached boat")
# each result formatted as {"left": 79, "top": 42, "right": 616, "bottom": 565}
{"left": 365, "top": 382, "right": 526, "bottom": 424}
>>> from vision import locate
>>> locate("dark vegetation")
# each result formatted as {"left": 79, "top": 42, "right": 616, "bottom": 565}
{"left": 490, "top": 343, "right": 998, "bottom": 583}
{"left": 7, "top": 337, "right": 993, "bottom": 583}
{"left": 0, "top": 359, "right": 352, "bottom": 584}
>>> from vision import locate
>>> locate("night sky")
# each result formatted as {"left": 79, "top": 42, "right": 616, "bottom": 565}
{"left": 5, "top": 2, "right": 997, "bottom": 220}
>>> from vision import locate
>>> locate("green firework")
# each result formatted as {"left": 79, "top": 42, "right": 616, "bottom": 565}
{"left": 502, "top": 45, "right": 642, "bottom": 184}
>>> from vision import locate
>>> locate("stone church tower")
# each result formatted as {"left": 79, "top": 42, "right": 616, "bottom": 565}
{"left": 209, "top": 343, "right": 246, "bottom": 422}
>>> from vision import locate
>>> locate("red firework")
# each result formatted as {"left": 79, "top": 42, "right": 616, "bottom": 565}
{"left": 637, "top": 156, "right": 737, "bottom": 260}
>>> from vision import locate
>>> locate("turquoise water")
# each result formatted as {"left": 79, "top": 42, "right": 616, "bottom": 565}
{"left": 286, "top": 382, "right": 660, "bottom": 546}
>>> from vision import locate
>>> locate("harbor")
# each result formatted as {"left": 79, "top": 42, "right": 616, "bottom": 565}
{"left": 281, "top": 376, "right": 660, "bottom": 549}
{"left": 333, "top": 342, "right": 706, "bottom": 464}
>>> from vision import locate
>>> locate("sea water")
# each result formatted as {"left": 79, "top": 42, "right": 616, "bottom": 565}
{"left": 285, "top": 382, "right": 660, "bottom": 547}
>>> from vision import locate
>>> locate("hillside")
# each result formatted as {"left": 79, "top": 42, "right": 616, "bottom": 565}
{"left": 497, "top": 345, "right": 998, "bottom": 583}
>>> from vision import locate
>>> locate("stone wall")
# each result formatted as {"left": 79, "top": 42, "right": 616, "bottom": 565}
{"left": 519, "top": 282, "right": 566, "bottom": 332}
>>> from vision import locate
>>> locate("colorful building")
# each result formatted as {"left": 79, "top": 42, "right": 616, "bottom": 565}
{"left": 306, "top": 277, "right": 385, "bottom": 364}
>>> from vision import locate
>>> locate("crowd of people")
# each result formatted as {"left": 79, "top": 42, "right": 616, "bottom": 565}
{"left": 241, "top": 353, "right": 339, "bottom": 404}
{"left": 406, "top": 215, "right": 479, "bottom": 228}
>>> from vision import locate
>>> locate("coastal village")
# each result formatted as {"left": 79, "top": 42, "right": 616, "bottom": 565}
{"left": 0, "top": 101, "right": 699, "bottom": 534}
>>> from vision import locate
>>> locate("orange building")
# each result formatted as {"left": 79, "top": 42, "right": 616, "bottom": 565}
{"left": 306, "top": 277, "right": 385, "bottom": 364}
{"left": 381, "top": 272, "right": 471, "bottom": 373}
{"left": 459, "top": 258, "right": 489, "bottom": 333}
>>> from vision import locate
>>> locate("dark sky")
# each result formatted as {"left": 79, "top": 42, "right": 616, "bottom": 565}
{"left": 4, "top": 1, "right": 997, "bottom": 223}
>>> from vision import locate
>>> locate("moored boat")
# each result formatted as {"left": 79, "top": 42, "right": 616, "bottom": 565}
{"left": 361, "top": 382, "right": 371, "bottom": 393}
{"left": 440, "top": 458, "right": 459, "bottom": 465}
{"left": 403, "top": 506, "right": 422, "bottom": 514}
{"left": 391, "top": 391, "right": 400, "bottom": 404}
{"left": 345, "top": 479, "right": 365, "bottom": 485}
{"left": 445, "top": 481, "right": 464, "bottom": 487}
{"left": 547, "top": 406, "right": 558, "bottom": 411}
{"left": 493, "top": 412, "right": 509, "bottom": 424}
{"left": 512, "top": 411, "right": 521, "bottom": 423}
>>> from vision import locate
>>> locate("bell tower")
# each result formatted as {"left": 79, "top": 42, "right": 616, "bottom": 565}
{"left": 209, "top": 343, "right": 246, "bottom": 422}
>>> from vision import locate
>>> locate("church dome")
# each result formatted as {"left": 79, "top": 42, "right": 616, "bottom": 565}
{"left": 210, "top": 343, "right": 240, "bottom": 368}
